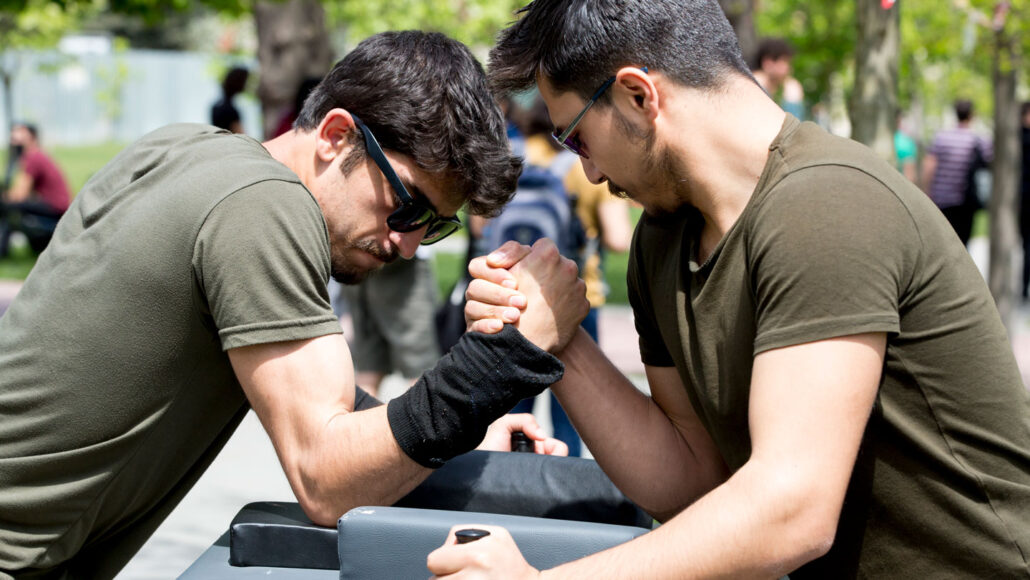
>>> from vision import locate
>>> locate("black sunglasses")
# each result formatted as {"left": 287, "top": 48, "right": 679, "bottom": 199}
{"left": 351, "top": 114, "right": 462, "bottom": 245}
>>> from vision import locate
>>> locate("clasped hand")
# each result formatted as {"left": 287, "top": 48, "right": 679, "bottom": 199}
{"left": 464, "top": 239, "right": 589, "bottom": 354}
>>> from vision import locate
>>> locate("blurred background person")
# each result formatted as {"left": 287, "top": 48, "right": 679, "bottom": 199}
{"left": 0, "top": 122, "right": 70, "bottom": 257}
{"left": 338, "top": 252, "right": 442, "bottom": 400}
{"left": 894, "top": 110, "right": 918, "bottom": 183}
{"left": 922, "top": 99, "right": 992, "bottom": 247}
{"left": 210, "top": 66, "right": 250, "bottom": 134}
{"left": 751, "top": 37, "right": 805, "bottom": 119}
{"left": 272, "top": 76, "right": 322, "bottom": 138}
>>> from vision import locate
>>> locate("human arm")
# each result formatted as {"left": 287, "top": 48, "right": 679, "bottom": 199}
{"left": 597, "top": 197, "right": 632, "bottom": 253}
{"left": 230, "top": 336, "right": 568, "bottom": 526}
{"left": 465, "top": 243, "right": 728, "bottom": 518}
{"left": 229, "top": 334, "right": 430, "bottom": 526}
{"left": 920, "top": 153, "right": 937, "bottom": 193}
{"left": 429, "top": 333, "right": 885, "bottom": 578}
{"left": 4, "top": 171, "right": 32, "bottom": 202}
{"left": 902, "top": 159, "right": 917, "bottom": 183}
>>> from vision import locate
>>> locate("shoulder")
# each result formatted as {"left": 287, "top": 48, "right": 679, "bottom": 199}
{"left": 20, "top": 150, "right": 51, "bottom": 172}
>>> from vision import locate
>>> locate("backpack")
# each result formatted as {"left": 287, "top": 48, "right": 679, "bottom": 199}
{"left": 480, "top": 152, "right": 586, "bottom": 262}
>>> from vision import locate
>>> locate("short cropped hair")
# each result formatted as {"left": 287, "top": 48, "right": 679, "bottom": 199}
{"left": 221, "top": 67, "right": 249, "bottom": 97}
{"left": 954, "top": 99, "right": 974, "bottom": 122}
{"left": 489, "top": 0, "right": 751, "bottom": 102}
{"left": 296, "top": 31, "right": 521, "bottom": 217}
{"left": 751, "top": 38, "right": 795, "bottom": 70}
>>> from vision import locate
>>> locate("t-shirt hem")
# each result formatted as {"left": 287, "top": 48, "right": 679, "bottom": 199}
{"left": 219, "top": 317, "right": 343, "bottom": 350}
{"left": 754, "top": 314, "right": 899, "bottom": 355}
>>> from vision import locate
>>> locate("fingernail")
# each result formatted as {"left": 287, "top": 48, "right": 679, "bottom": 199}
{"left": 503, "top": 308, "right": 520, "bottom": 322}
{"left": 509, "top": 294, "right": 526, "bottom": 308}
{"left": 489, "top": 319, "right": 503, "bottom": 331}
{"left": 488, "top": 251, "right": 504, "bottom": 262}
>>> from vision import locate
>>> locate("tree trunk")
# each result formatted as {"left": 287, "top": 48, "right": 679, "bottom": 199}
{"left": 253, "top": 0, "right": 334, "bottom": 138}
{"left": 988, "top": 7, "right": 1020, "bottom": 330}
{"left": 2, "top": 53, "right": 17, "bottom": 189}
{"left": 718, "top": 0, "right": 757, "bottom": 65}
{"left": 849, "top": 0, "right": 899, "bottom": 161}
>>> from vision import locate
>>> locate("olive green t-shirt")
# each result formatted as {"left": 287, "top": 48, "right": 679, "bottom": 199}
{"left": 0, "top": 124, "right": 342, "bottom": 577}
{"left": 629, "top": 116, "right": 1030, "bottom": 577}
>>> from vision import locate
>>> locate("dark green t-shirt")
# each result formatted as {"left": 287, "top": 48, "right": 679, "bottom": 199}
{"left": 629, "top": 116, "right": 1030, "bottom": 577}
{"left": 0, "top": 124, "right": 342, "bottom": 577}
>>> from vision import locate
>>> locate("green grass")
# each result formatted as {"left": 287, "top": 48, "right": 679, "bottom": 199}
{"left": 50, "top": 142, "right": 126, "bottom": 195}
{"left": 0, "top": 243, "right": 38, "bottom": 279}
{"left": 432, "top": 250, "right": 466, "bottom": 300}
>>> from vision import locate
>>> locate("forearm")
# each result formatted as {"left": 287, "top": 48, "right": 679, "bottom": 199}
{"left": 541, "top": 460, "right": 834, "bottom": 579}
{"left": 291, "top": 404, "right": 432, "bottom": 526}
{"left": 553, "top": 330, "right": 725, "bottom": 519}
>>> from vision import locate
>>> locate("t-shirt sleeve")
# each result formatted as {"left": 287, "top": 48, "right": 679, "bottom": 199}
{"left": 627, "top": 226, "right": 675, "bottom": 367}
{"left": 193, "top": 179, "right": 342, "bottom": 350}
{"left": 748, "top": 167, "right": 911, "bottom": 354}
{"left": 20, "top": 151, "right": 45, "bottom": 181}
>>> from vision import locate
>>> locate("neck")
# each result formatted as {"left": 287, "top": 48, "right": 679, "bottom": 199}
{"left": 659, "top": 75, "right": 785, "bottom": 246}
{"left": 262, "top": 130, "right": 318, "bottom": 187}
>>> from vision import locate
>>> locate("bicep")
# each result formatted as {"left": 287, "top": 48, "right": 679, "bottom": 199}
{"left": 748, "top": 333, "right": 884, "bottom": 507}
{"left": 229, "top": 334, "right": 356, "bottom": 454}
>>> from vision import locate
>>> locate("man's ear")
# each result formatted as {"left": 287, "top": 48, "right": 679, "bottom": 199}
{"left": 612, "top": 67, "right": 659, "bottom": 125}
{"left": 315, "top": 108, "right": 357, "bottom": 163}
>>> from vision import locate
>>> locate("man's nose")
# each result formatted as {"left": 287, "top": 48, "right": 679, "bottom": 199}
{"left": 390, "top": 228, "right": 423, "bottom": 260}
{"left": 580, "top": 157, "right": 606, "bottom": 185}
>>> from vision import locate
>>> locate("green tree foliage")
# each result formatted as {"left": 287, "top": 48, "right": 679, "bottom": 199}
{"left": 325, "top": 0, "right": 525, "bottom": 50}
{"left": 754, "top": 2, "right": 856, "bottom": 110}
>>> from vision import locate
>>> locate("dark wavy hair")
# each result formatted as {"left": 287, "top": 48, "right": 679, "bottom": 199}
{"left": 296, "top": 31, "right": 520, "bottom": 217}
{"left": 489, "top": 0, "right": 750, "bottom": 101}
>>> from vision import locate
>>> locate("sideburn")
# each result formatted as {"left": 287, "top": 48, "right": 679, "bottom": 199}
{"left": 339, "top": 131, "right": 366, "bottom": 176}
{"left": 612, "top": 106, "right": 684, "bottom": 201}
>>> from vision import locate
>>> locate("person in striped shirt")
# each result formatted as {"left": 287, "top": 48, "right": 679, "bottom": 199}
{"left": 921, "top": 99, "right": 993, "bottom": 246}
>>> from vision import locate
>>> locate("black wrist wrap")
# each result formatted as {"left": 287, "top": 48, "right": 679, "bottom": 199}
{"left": 387, "top": 325, "right": 564, "bottom": 468}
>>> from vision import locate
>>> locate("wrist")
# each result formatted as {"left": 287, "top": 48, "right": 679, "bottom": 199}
{"left": 388, "top": 325, "right": 564, "bottom": 468}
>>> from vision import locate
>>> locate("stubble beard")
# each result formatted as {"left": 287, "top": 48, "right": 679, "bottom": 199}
{"left": 330, "top": 237, "right": 399, "bottom": 285}
{"left": 610, "top": 108, "right": 686, "bottom": 216}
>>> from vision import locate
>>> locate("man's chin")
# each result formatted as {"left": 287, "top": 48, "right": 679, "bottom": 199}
{"left": 332, "top": 263, "right": 382, "bottom": 285}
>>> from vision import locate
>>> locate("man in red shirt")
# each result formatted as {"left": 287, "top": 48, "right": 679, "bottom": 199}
{"left": 1, "top": 122, "right": 71, "bottom": 256}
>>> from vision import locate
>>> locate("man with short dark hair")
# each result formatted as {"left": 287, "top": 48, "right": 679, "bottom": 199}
{"left": 751, "top": 37, "right": 804, "bottom": 119}
{"left": 0, "top": 31, "right": 575, "bottom": 579}
{"left": 0, "top": 122, "right": 71, "bottom": 255}
{"left": 433, "top": 1, "right": 1030, "bottom": 577}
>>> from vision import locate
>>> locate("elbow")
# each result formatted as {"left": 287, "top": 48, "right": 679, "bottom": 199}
{"left": 297, "top": 492, "right": 348, "bottom": 528}
{"left": 768, "top": 480, "right": 841, "bottom": 569}
{"left": 291, "top": 461, "right": 353, "bottom": 527}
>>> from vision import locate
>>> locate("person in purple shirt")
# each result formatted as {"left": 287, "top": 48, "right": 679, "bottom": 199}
{"left": 921, "top": 99, "right": 992, "bottom": 246}
{"left": 1, "top": 122, "right": 71, "bottom": 256}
